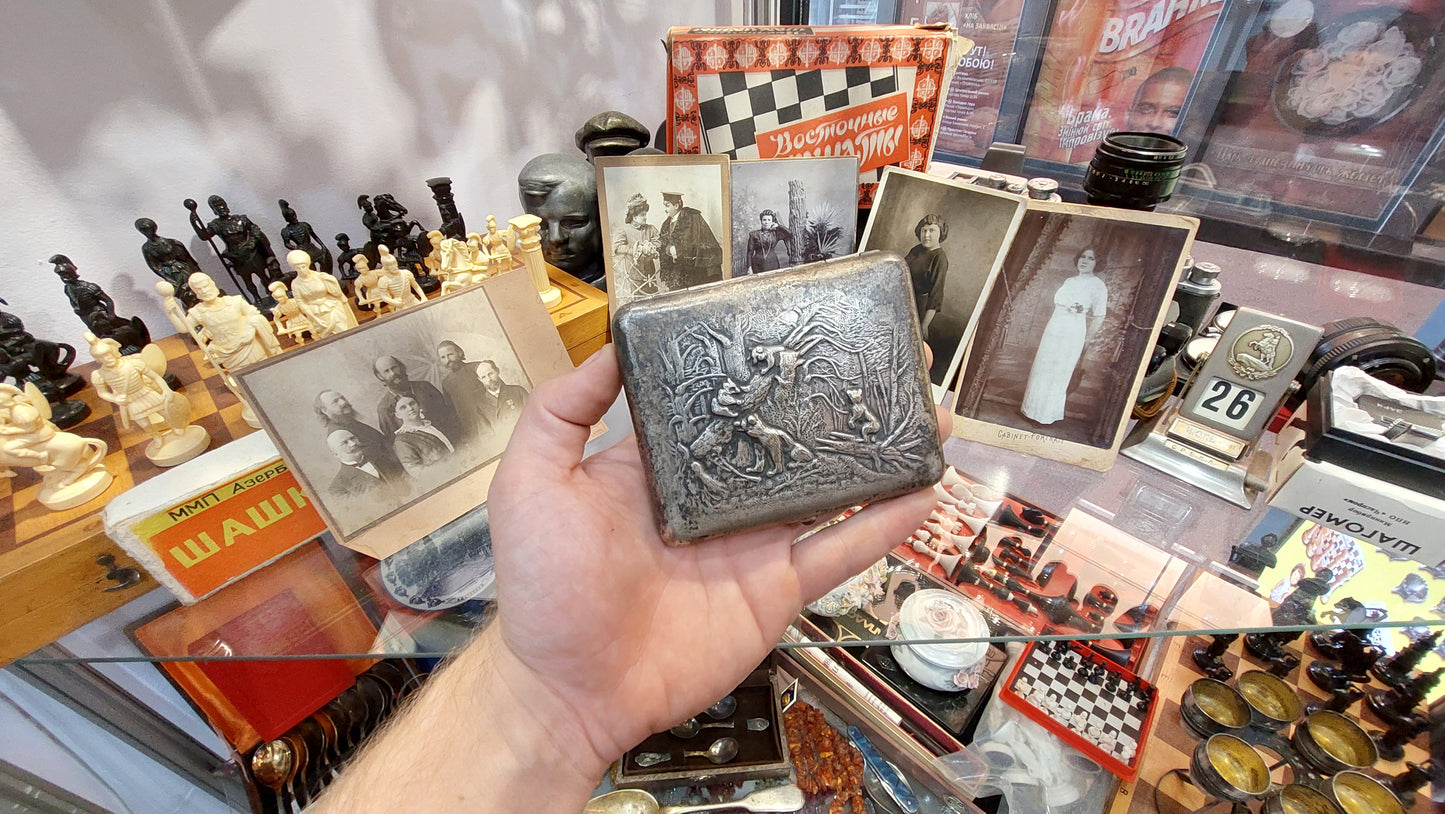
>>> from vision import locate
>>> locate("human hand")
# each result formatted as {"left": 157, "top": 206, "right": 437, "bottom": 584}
{"left": 486, "top": 345, "right": 950, "bottom": 779}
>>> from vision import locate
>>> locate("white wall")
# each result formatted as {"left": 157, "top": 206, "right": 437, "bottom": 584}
{"left": 2, "top": 0, "right": 724, "bottom": 345}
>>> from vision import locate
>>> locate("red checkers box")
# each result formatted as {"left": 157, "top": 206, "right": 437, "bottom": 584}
{"left": 665, "top": 24, "right": 971, "bottom": 207}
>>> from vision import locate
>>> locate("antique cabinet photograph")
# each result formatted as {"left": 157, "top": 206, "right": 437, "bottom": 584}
{"left": 861, "top": 167, "right": 1025, "bottom": 392}
{"left": 951, "top": 203, "right": 1196, "bottom": 470}
{"left": 597, "top": 153, "right": 731, "bottom": 313}
{"left": 236, "top": 271, "right": 573, "bottom": 555}
{"left": 729, "top": 156, "right": 859, "bottom": 277}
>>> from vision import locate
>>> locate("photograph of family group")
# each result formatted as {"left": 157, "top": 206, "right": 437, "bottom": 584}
{"left": 236, "top": 285, "right": 533, "bottom": 538}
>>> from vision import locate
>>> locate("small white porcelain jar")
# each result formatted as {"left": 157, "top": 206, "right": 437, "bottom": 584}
{"left": 888, "top": 589, "right": 989, "bottom": 692}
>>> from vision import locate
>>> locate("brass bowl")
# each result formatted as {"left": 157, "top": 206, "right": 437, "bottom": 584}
{"left": 1263, "top": 783, "right": 1344, "bottom": 814}
{"left": 1182, "top": 678, "right": 1252, "bottom": 738}
{"left": 1238, "top": 670, "right": 1302, "bottom": 731}
{"left": 1291, "top": 711, "right": 1377, "bottom": 774}
{"left": 1191, "top": 734, "right": 1270, "bottom": 803}
{"left": 1330, "top": 770, "right": 1404, "bottom": 814}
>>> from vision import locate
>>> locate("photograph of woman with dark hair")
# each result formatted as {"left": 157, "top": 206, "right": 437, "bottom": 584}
{"left": 905, "top": 213, "right": 949, "bottom": 337}
{"left": 1020, "top": 247, "right": 1109, "bottom": 425}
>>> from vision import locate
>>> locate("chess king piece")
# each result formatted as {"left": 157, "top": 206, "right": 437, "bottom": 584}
{"left": 135, "top": 218, "right": 202, "bottom": 308}
{"left": 50, "top": 255, "right": 151, "bottom": 355}
{"left": 86, "top": 333, "right": 208, "bottom": 466}
{"left": 509, "top": 213, "right": 562, "bottom": 308}
{"left": 574, "top": 111, "right": 652, "bottom": 160}
{"left": 364, "top": 194, "right": 439, "bottom": 294}
{"left": 286, "top": 249, "right": 357, "bottom": 339}
{"left": 0, "top": 382, "right": 112, "bottom": 510}
{"left": 267, "top": 281, "right": 313, "bottom": 344}
{"left": 373, "top": 246, "right": 427, "bottom": 311}
{"left": 426, "top": 177, "right": 466, "bottom": 240}
{"left": 186, "top": 272, "right": 281, "bottom": 428}
{"left": 185, "top": 195, "right": 286, "bottom": 313}
{"left": 1371, "top": 629, "right": 1441, "bottom": 688}
{"left": 517, "top": 153, "right": 603, "bottom": 285}
{"left": 0, "top": 301, "right": 89, "bottom": 428}
{"left": 278, "top": 199, "right": 334, "bottom": 277}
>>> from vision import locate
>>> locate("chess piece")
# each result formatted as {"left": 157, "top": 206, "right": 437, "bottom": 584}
{"left": 278, "top": 200, "right": 334, "bottom": 277}
{"left": 1373, "top": 714, "right": 1427, "bottom": 762}
{"left": 86, "top": 333, "right": 208, "bottom": 466}
{"left": 1003, "top": 577, "right": 1101, "bottom": 632}
{"left": 0, "top": 382, "right": 112, "bottom": 509}
{"left": 155, "top": 281, "right": 205, "bottom": 350}
{"left": 575, "top": 110, "right": 651, "bottom": 160}
{"left": 185, "top": 195, "right": 286, "bottom": 312}
{"left": 1305, "top": 685, "right": 1363, "bottom": 715}
{"left": 136, "top": 218, "right": 202, "bottom": 308}
{"left": 480, "top": 215, "right": 513, "bottom": 275}
{"left": 425, "top": 177, "right": 466, "bottom": 240}
{"left": 1309, "top": 628, "right": 1365, "bottom": 661}
{"left": 510, "top": 213, "right": 562, "bottom": 308}
{"left": 287, "top": 250, "right": 358, "bottom": 339}
{"left": 1228, "top": 532, "right": 1281, "bottom": 574}
{"left": 517, "top": 153, "right": 603, "bottom": 285}
{"left": 267, "top": 281, "right": 314, "bottom": 344}
{"left": 1266, "top": 652, "right": 1300, "bottom": 677}
{"left": 353, "top": 255, "right": 384, "bottom": 311}
{"left": 1307, "top": 633, "right": 1383, "bottom": 693}
{"left": 1381, "top": 762, "right": 1430, "bottom": 809}
{"left": 187, "top": 272, "right": 282, "bottom": 373}
{"left": 334, "top": 234, "right": 361, "bottom": 284}
{"left": 50, "top": 255, "right": 151, "bottom": 355}
{"left": 0, "top": 302, "right": 89, "bottom": 428}
{"left": 997, "top": 503, "right": 1047, "bottom": 534}
{"left": 1371, "top": 630, "right": 1440, "bottom": 688}
{"left": 372, "top": 246, "right": 427, "bottom": 311}
{"left": 365, "top": 194, "right": 439, "bottom": 294}
{"left": 1192, "top": 633, "right": 1238, "bottom": 681}
{"left": 1367, "top": 668, "right": 1442, "bottom": 726}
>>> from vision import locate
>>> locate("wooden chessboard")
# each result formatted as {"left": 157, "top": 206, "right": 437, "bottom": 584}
{"left": 1107, "top": 632, "right": 1432, "bottom": 813}
{"left": 0, "top": 265, "right": 608, "bottom": 664}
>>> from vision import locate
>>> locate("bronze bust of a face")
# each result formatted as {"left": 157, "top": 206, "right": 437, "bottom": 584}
{"left": 517, "top": 153, "right": 603, "bottom": 284}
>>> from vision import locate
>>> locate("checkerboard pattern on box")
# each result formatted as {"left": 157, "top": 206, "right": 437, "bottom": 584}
{"left": 1001, "top": 639, "right": 1158, "bottom": 781}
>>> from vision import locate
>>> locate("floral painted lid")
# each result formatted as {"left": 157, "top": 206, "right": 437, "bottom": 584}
{"left": 894, "top": 589, "right": 988, "bottom": 670}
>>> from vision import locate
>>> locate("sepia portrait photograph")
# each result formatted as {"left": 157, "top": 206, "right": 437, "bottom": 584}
{"left": 951, "top": 203, "right": 1196, "bottom": 469}
{"left": 729, "top": 156, "right": 859, "bottom": 277}
{"left": 236, "top": 276, "right": 559, "bottom": 546}
{"left": 862, "top": 167, "right": 1026, "bottom": 391}
{"left": 597, "top": 153, "right": 731, "bottom": 313}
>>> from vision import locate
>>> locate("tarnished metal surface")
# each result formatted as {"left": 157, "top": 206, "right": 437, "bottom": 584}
{"left": 614, "top": 251, "right": 943, "bottom": 544}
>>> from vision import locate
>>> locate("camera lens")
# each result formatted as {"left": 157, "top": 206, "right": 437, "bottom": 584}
{"left": 1290, "top": 317, "right": 1437, "bottom": 408}
{"left": 1083, "top": 132, "right": 1189, "bottom": 211}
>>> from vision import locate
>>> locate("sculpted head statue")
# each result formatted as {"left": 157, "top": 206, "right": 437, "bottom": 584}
{"left": 517, "top": 153, "right": 602, "bottom": 283}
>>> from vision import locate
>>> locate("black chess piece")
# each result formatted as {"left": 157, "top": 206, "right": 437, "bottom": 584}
{"left": 1192, "top": 633, "right": 1238, "bottom": 681}
{"left": 1371, "top": 630, "right": 1441, "bottom": 688}
{"left": 364, "top": 193, "right": 439, "bottom": 294}
{"left": 1114, "top": 604, "right": 1158, "bottom": 634}
{"left": 0, "top": 303, "right": 89, "bottom": 428}
{"left": 135, "top": 218, "right": 202, "bottom": 308}
{"left": 278, "top": 200, "right": 334, "bottom": 277}
{"left": 1307, "top": 635, "right": 1383, "bottom": 693}
{"left": 185, "top": 195, "right": 285, "bottom": 312}
{"left": 997, "top": 504, "right": 1046, "bottom": 534}
{"left": 1083, "top": 585, "right": 1118, "bottom": 616}
{"left": 425, "top": 177, "right": 466, "bottom": 240}
{"left": 1381, "top": 762, "right": 1430, "bottom": 809}
{"left": 1305, "top": 685, "right": 1363, "bottom": 715}
{"left": 1367, "top": 668, "right": 1442, "bottom": 726}
{"left": 1308, "top": 627, "right": 1368, "bottom": 660}
{"left": 1002, "top": 578, "right": 1101, "bottom": 633}
{"left": 1228, "top": 532, "right": 1280, "bottom": 574}
{"left": 1266, "top": 651, "right": 1300, "bottom": 677}
{"left": 575, "top": 111, "right": 652, "bottom": 161}
{"left": 334, "top": 233, "right": 360, "bottom": 285}
{"left": 50, "top": 255, "right": 151, "bottom": 355}
{"left": 1373, "top": 714, "right": 1428, "bottom": 762}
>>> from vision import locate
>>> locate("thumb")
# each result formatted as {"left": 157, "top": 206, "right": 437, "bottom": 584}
{"left": 497, "top": 346, "right": 621, "bottom": 479}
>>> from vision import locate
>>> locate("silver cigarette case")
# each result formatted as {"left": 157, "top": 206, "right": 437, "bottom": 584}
{"left": 613, "top": 251, "right": 944, "bottom": 545}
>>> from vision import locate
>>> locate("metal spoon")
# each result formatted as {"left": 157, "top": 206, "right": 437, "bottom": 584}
{"left": 670, "top": 717, "right": 735, "bottom": 738}
{"left": 703, "top": 695, "right": 737, "bottom": 720}
{"left": 584, "top": 782, "right": 804, "bottom": 814}
{"left": 684, "top": 736, "right": 739, "bottom": 764}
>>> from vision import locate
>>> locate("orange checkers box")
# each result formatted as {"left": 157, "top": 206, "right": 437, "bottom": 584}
{"left": 104, "top": 432, "right": 326, "bottom": 604}
{"left": 665, "top": 25, "right": 971, "bottom": 206}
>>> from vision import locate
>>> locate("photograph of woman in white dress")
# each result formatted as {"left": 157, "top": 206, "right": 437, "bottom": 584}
{"left": 611, "top": 193, "right": 661, "bottom": 299}
{"left": 1020, "top": 248, "right": 1108, "bottom": 425}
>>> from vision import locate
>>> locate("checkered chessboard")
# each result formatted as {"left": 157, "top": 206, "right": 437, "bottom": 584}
{"left": 1002, "top": 639, "right": 1157, "bottom": 780}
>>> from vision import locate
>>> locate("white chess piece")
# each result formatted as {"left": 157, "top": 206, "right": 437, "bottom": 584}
{"left": 0, "top": 383, "right": 113, "bottom": 509}
{"left": 510, "top": 213, "right": 562, "bottom": 308}
{"left": 374, "top": 245, "right": 427, "bottom": 310}
{"left": 185, "top": 272, "right": 278, "bottom": 428}
{"left": 268, "top": 280, "right": 314, "bottom": 344}
{"left": 87, "top": 333, "right": 209, "bottom": 466}
{"left": 287, "top": 249, "right": 358, "bottom": 338}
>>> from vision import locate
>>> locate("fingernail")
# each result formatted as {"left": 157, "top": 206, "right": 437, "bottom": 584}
{"left": 577, "top": 344, "right": 612, "bottom": 369}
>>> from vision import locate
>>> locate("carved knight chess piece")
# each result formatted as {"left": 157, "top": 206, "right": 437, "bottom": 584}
{"left": 0, "top": 382, "right": 112, "bottom": 509}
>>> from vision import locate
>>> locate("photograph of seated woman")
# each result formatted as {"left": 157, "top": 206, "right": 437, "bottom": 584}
{"left": 1020, "top": 247, "right": 1108, "bottom": 425}
{"left": 905, "top": 214, "right": 949, "bottom": 339}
